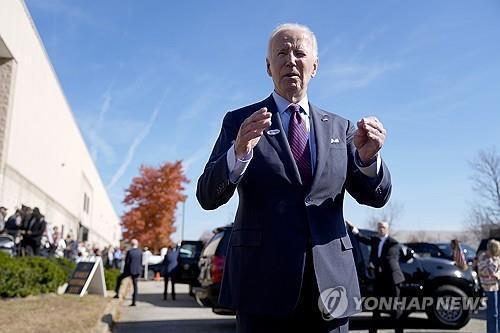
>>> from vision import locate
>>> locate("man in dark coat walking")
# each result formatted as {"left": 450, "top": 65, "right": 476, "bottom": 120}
{"left": 162, "top": 245, "right": 179, "bottom": 300}
{"left": 114, "top": 239, "right": 143, "bottom": 306}
{"left": 347, "top": 220, "right": 405, "bottom": 333}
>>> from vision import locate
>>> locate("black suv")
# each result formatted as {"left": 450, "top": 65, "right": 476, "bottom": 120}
{"left": 352, "top": 229, "right": 481, "bottom": 329}
{"left": 175, "top": 240, "right": 204, "bottom": 294}
{"left": 195, "top": 225, "right": 481, "bottom": 328}
{"left": 405, "top": 242, "right": 476, "bottom": 266}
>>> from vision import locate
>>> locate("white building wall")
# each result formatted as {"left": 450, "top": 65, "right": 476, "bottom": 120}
{"left": 0, "top": 0, "right": 120, "bottom": 247}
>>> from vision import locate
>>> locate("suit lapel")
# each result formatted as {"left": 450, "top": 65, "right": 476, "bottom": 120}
{"left": 263, "top": 95, "right": 302, "bottom": 186}
{"left": 309, "top": 104, "right": 331, "bottom": 192}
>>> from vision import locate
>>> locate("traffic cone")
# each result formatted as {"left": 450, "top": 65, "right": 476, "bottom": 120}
{"left": 154, "top": 272, "right": 161, "bottom": 281}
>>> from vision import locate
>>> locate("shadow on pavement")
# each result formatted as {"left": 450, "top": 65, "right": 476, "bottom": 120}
{"left": 349, "top": 314, "right": 478, "bottom": 331}
{"left": 114, "top": 318, "right": 236, "bottom": 333}
{"left": 133, "top": 293, "right": 203, "bottom": 308}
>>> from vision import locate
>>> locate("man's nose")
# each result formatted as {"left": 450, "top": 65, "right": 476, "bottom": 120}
{"left": 285, "top": 52, "right": 297, "bottom": 66}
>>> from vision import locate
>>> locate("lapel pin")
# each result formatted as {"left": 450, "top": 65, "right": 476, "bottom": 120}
{"left": 321, "top": 116, "right": 329, "bottom": 122}
{"left": 331, "top": 138, "right": 340, "bottom": 144}
{"left": 267, "top": 129, "right": 280, "bottom": 136}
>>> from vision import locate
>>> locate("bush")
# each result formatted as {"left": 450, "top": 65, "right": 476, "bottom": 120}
{"left": 104, "top": 268, "right": 120, "bottom": 291}
{"left": 52, "top": 257, "right": 77, "bottom": 279}
{"left": 0, "top": 253, "right": 66, "bottom": 297}
{"left": 0, "top": 253, "right": 122, "bottom": 297}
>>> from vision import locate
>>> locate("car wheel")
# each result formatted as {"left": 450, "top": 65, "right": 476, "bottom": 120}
{"left": 425, "top": 285, "right": 471, "bottom": 329}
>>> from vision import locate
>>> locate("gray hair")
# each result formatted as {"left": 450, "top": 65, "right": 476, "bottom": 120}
{"left": 267, "top": 23, "right": 318, "bottom": 59}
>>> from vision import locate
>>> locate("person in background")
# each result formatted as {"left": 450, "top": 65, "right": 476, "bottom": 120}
{"left": 0, "top": 206, "right": 7, "bottom": 232}
{"left": 162, "top": 244, "right": 180, "bottom": 301}
{"left": 22, "top": 208, "right": 46, "bottom": 256}
{"left": 108, "top": 246, "right": 114, "bottom": 268}
{"left": 478, "top": 239, "right": 500, "bottom": 333}
{"left": 113, "top": 247, "right": 123, "bottom": 269}
{"left": 50, "top": 226, "right": 66, "bottom": 258}
{"left": 451, "top": 239, "right": 468, "bottom": 271}
{"left": 347, "top": 220, "right": 404, "bottom": 333}
{"left": 4, "top": 209, "right": 22, "bottom": 256}
{"left": 114, "top": 239, "right": 143, "bottom": 306}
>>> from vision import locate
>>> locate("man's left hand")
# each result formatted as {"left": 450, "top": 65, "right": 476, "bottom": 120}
{"left": 354, "top": 117, "right": 386, "bottom": 164}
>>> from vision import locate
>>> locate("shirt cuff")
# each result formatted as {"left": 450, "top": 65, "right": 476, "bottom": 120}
{"left": 351, "top": 227, "right": 360, "bottom": 235}
{"left": 355, "top": 151, "right": 381, "bottom": 178}
{"left": 227, "top": 144, "right": 253, "bottom": 184}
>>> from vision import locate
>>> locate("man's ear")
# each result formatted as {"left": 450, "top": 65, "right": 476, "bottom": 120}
{"left": 266, "top": 58, "right": 272, "bottom": 77}
{"left": 311, "top": 57, "right": 319, "bottom": 78}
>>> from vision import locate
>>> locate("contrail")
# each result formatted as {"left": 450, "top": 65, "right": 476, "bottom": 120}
{"left": 107, "top": 88, "right": 170, "bottom": 190}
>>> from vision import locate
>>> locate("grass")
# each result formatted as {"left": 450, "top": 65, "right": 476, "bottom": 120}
{"left": 0, "top": 293, "right": 111, "bottom": 333}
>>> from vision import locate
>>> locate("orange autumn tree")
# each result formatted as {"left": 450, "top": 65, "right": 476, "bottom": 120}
{"left": 121, "top": 161, "right": 189, "bottom": 252}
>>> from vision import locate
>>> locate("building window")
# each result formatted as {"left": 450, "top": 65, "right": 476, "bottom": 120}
{"left": 83, "top": 193, "right": 90, "bottom": 214}
{"left": 78, "top": 223, "right": 89, "bottom": 242}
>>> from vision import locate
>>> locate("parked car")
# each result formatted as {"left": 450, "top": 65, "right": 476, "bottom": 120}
{"left": 195, "top": 225, "right": 481, "bottom": 328}
{"left": 175, "top": 240, "right": 204, "bottom": 295}
{"left": 142, "top": 241, "right": 203, "bottom": 287}
{"left": 353, "top": 229, "right": 481, "bottom": 329}
{"left": 194, "top": 225, "right": 234, "bottom": 315}
{"left": 0, "top": 234, "right": 15, "bottom": 256}
{"left": 405, "top": 242, "right": 476, "bottom": 266}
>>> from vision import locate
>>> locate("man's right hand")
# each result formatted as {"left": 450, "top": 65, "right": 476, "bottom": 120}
{"left": 234, "top": 107, "right": 272, "bottom": 159}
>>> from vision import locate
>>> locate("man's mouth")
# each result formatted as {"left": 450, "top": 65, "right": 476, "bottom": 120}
{"left": 284, "top": 73, "right": 300, "bottom": 78}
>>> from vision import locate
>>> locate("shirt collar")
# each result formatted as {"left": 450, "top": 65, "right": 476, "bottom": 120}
{"left": 272, "top": 91, "right": 310, "bottom": 116}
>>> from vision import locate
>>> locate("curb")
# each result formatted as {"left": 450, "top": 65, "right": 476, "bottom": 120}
{"left": 92, "top": 281, "right": 131, "bottom": 333}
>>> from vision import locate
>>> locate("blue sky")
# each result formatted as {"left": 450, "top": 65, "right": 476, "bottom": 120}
{"left": 25, "top": 0, "right": 500, "bottom": 242}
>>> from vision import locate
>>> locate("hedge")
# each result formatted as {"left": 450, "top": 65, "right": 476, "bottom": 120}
{"left": 0, "top": 252, "right": 66, "bottom": 297}
{"left": 0, "top": 253, "right": 121, "bottom": 297}
{"left": 104, "top": 268, "right": 120, "bottom": 291}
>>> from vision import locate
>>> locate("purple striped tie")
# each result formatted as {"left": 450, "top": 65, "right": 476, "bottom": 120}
{"left": 287, "top": 104, "right": 312, "bottom": 187}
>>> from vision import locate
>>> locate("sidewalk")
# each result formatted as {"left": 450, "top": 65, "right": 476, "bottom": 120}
{"left": 113, "top": 280, "right": 236, "bottom": 333}
{"left": 113, "top": 280, "right": 485, "bottom": 333}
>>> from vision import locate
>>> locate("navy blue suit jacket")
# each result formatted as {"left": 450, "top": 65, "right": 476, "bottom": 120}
{"left": 124, "top": 248, "right": 143, "bottom": 276}
{"left": 197, "top": 95, "right": 391, "bottom": 316}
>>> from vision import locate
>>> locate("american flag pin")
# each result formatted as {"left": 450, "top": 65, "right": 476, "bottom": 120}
{"left": 331, "top": 138, "right": 340, "bottom": 144}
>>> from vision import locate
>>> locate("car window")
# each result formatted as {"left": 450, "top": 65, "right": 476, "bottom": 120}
{"left": 436, "top": 244, "right": 452, "bottom": 257}
{"left": 202, "top": 232, "right": 224, "bottom": 256}
{"left": 179, "top": 243, "right": 198, "bottom": 258}
{"left": 462, "top": 244, "right": 476, "bottom": 259}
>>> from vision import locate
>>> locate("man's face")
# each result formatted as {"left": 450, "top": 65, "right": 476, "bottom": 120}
{"left": 266, "top": 28, "right": 318, "bottom": 102}
{"left": 377, "top": 223, "right": 389, "bottom": 237}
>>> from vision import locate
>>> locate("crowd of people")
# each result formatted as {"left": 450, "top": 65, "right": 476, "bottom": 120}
{"left": 0, "top": 204, "right": 124, "bottom": 269}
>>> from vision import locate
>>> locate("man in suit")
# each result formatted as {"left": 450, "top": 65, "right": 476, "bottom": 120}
{"left": 114, "top": 239, "right": 143, "bottom": 306}
{"left": 162, "top": 245, "right": 180, "bottom": 300}
{"left": 197, "top": 23, "right": 391, "bottom": 333}
{"left": 347, "top": 221, "right": 405, "bottom": 333}
{"left": 21, "top": 207, "right": 46, "bottom": 256}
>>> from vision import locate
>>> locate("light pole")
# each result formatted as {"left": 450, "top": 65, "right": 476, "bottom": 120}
{"left": 181, "top": 201, "right": 185, "bottom": 241}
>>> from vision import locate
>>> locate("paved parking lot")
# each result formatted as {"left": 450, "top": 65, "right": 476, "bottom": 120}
{"left": 113, "top": 281, "right": 486, "bottom": 333}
